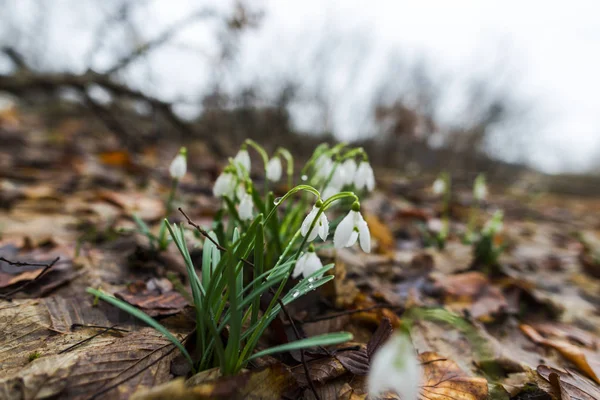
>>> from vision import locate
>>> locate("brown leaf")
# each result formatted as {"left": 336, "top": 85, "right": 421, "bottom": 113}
{"left": 336, "top": 345, "right": 370, "bottom": 376}
{"left": 98, "top": 150, "right": 133, "bottom": 168}
{"left": 99, "top": 190, "right": 165, "bottom": 221}
{"left": 420, "top": 352, "right": 488, "bottom": 400}
{"left": 434, "top": 271, "right": 507, "bottom": 321}
{"left": 521, "top": 323, "right": 600, "bottom": 384}
{"left": 133, "top": 364, "right": 296, "bottom": 400}
{"left": 115, "top": 280, "right": 189, "bottom": 317}
{"left": 367, "top": 318, "right": 393, "bottom": 359}
{"left": 537, "top": 365, "right": 600, "bottom": 400}
{"left": 364, "top": 214, "right": 395, "bottom": 254}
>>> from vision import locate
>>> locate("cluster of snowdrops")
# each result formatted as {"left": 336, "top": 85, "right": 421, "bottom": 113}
{"left": 88, "top": 140, "right": 420, "bottom": 399}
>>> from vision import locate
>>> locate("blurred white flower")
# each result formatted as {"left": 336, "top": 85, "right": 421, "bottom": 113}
{"left": 292, "top": 248, "right": 323, "bottom": 279}
{"left": 314, "top": 154, "right": 333, "bottom": 181}
{"left": 238, "top": 192, "right": 254, "bottom": 220}
{"left": 234, "top": 149, "right": 251, "bottom": 176}
{"left": 432, "top": 178, "right": 446, "bottom": 195}
{"left": 333, "top": 208, "right": 370, "bottom": 252}
{"left": 213, "top": 170, "right": 236, "bottom": 198}
{"left": 266, "top": 157, "right": 282, "bottom": 182}
{"left": 482, "top": 210, "right": 504, "bottom": 236}
{"left": 301, "top": 206, "right": 329, "bottom": 241}
{"left": 341, "top": 159, "right": 357, "bottom": 185}
{"left": 354, "top": 161, "right": 375, "bottom": 192}
{"left": 473, "top": 174, "right": 487, "bottom": 201}
{"left": 427, "top": 218, "right": 444, "bottom": 233}
{"left": 169, "top": 148, "right": 187, "bottom": 179}
{"left": 368, "top": 333, "right": 421, "bottom": 400}
{"left": 321, "top": 183, "right": 341, "bottom": 200}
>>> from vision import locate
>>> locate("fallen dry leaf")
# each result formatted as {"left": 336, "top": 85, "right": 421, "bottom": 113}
{"left": 364, "top": 213, "right": 395, "bottom": 254}
{"left": 420, "top": 352, "right": 488, "bottom": 400}
{"left": 521, "top": 323, "right": 600, "bottom": 384}
{"left": 133, "top": 364, "right": 296, "bottom": 400}
{"left": 537, "top": 365, "right": 600, "bottom": 400}
{"left": 433, "top": 271, "right": 507, "bottom": 321}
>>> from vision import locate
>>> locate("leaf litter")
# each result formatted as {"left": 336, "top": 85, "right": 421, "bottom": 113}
{"left": 0, "top": 107, "right": 599, "bottom": 399}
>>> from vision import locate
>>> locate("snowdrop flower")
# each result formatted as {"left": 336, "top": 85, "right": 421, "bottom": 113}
{"left": 266, "top": 157, "right": 282, "bottom": 182}
{"left": 432, "top": 178, "right": 446, "bottom": 195}
{"left": 368, "top": 333, "right": 421, "bottom": 400}
{"left": 473, "top": 174, "right": 487, "bottom": 201}
{"left": 341, "top": 159, "right": 357, "bottom": 185}
{"left": 292, "top": 246, "right": 323, "bottom": 279}
{"left": 334, "top": 203, "right": 370, "bottom": 252}
{"left": 482, "top": 210, "right": 503, "bottom": 236}
{"left": 169, "top": 147, "right": 187, "bottom": 179}
{"left": 213, "top": 168, "right": 237, "bottom": 198}
{"left": 314, "top": 154, "right": 333, "bottom": 181}
{"left": 354, "top": 161, "right": 375, "bottom": 192}
{"left": 301, "top": 205, "right": 329, "bottom": 241}
{"left": 321, "top": 183, "right": 340, "bottom": 200}
{"left": 234, "top": 148, "right": 251, "bottom": 176}
{"left": 238, "top": 191, "right": 254, "bottom": 221}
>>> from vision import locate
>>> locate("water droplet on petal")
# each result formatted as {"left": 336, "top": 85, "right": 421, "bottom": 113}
{"left": 301, "top": 175, "right": 308, "bottom": 181}
{"left": 291, "top": 290, "right": 300, "bottom": 298}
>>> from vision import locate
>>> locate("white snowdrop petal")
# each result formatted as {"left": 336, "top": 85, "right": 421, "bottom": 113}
{"left": 341, "top": 159, "right": 357, "bottom": 185}
{"left": 333, "top": 212, "right": 355, "bottom": 248}
{"left": 304, "top": 252, "right": 324, "bottom": 277}
{"left": 322, "top": 185, "right": 338, "bottom": 200}
{"left": 214, "top": 172, "right": 235, "bottom": 198}
{"left": 238, "top": 194, "right": 253, "bottom": 220}
{"left": 345, "top": 229, "right": 359, "bottom": 247}
{"left": 301, "top": 207, "right": 319, "bottom": 237}
{"left": 365, "top": 164, "right": 375, "bottom": 191}
{"left": 266, "top": 157, "right": 282, "bottom": 181}
{"left": 292, "top": 253, "right": 308, "bottom": 278}
{"left": 318, "top": 213, "right": 329, "bottom": 241}
{"left": 169, "top": 154, "right": 187, "bottom": 179}
{"left": 358, "top": 217, "right": 371, "bottom": 253}
{"left": 236, "top": 150, "right": 251, "bottom": 170}
{"left": 368, "top": 334, "right": 421, "bottom": 400}
{"left": 354, "top": 162, "right": 369, "bottom": 189}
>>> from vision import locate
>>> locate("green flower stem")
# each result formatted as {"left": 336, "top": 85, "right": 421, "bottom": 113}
{"left": 276, "top": 147, "right": 294, "bottom": 188}
{"left": 245, "top": 139, "right": 269, "bottom": 168}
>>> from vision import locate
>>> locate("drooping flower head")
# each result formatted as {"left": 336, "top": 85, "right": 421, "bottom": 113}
{"left": 473, "top": 174, "right": 487, "bottom": 201}
{"left": 238, "top": 188, "right": 254, "bottom": 221}
{"left": 292, "top": 245, "right": 323, "bottom": 279}
{"left": 213, "top": 166, "right": 237, "bottom": 199}
{"left": 432, "top": 177, "right": 446, "bottom": 195}
{"left": 300, "top": 201, "right": 329, "bottom": 242}
{"left": 314, "top": 154, "right": 334, "bottom": 182}
{"left": 341, "top": 158, "right": 358, "bottom": 186}
{"left": 266, "top": 156, "right": 282, "bottom": 182}
{"left": 333, "top": 202, "right": 371, "bottom": 252}
{"left": 354, "top": 160, "right": 375, "bottom": 192}
{"left": 234, "top": 147, "right": 251, "bottom": 177}
{"left": 368, "top": 333, "right": 421, "bottom": 400}
{"left": 169, "top": 147, "right": 187, "bottom": 179}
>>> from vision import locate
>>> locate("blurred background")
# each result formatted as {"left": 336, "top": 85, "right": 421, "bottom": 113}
{"left": 1, "top": 0, "right": 599, "bottom": 190}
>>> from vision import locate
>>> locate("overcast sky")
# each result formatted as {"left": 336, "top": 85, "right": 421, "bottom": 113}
{"left": 2, "top": 0, "right": 599, "bottom": 173}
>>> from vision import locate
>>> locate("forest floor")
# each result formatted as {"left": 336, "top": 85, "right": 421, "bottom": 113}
{"left": 0, "top": 106, "right": 599, "bottom": 400}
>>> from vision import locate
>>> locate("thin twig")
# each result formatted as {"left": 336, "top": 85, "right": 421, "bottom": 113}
{"left": 0, "top": 256, "right": 57, "bottom": 268}
{"left": 178, "top": 207, "right": 255, "bottom": 268}
{"left": 59, "top": 324, "right": 122, "bottom": 354}
{"left": 71, "top": 323, "right": 130, "bottom": 333}
{"left": 277, "top": 298, "right": 320, "bottom": 400}
{"left": 299, "top": 304, "right": 404, "bottom": 324}
{"left": 0, "top": 257, "right": 60, "bottom": 300}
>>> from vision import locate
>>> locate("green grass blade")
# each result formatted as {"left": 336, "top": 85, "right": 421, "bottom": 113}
{"left": 86, "top": 288, "right": 194, "bottom": 366}
{"left": 248, "top": 332, "right": 353, "bottom": 361}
